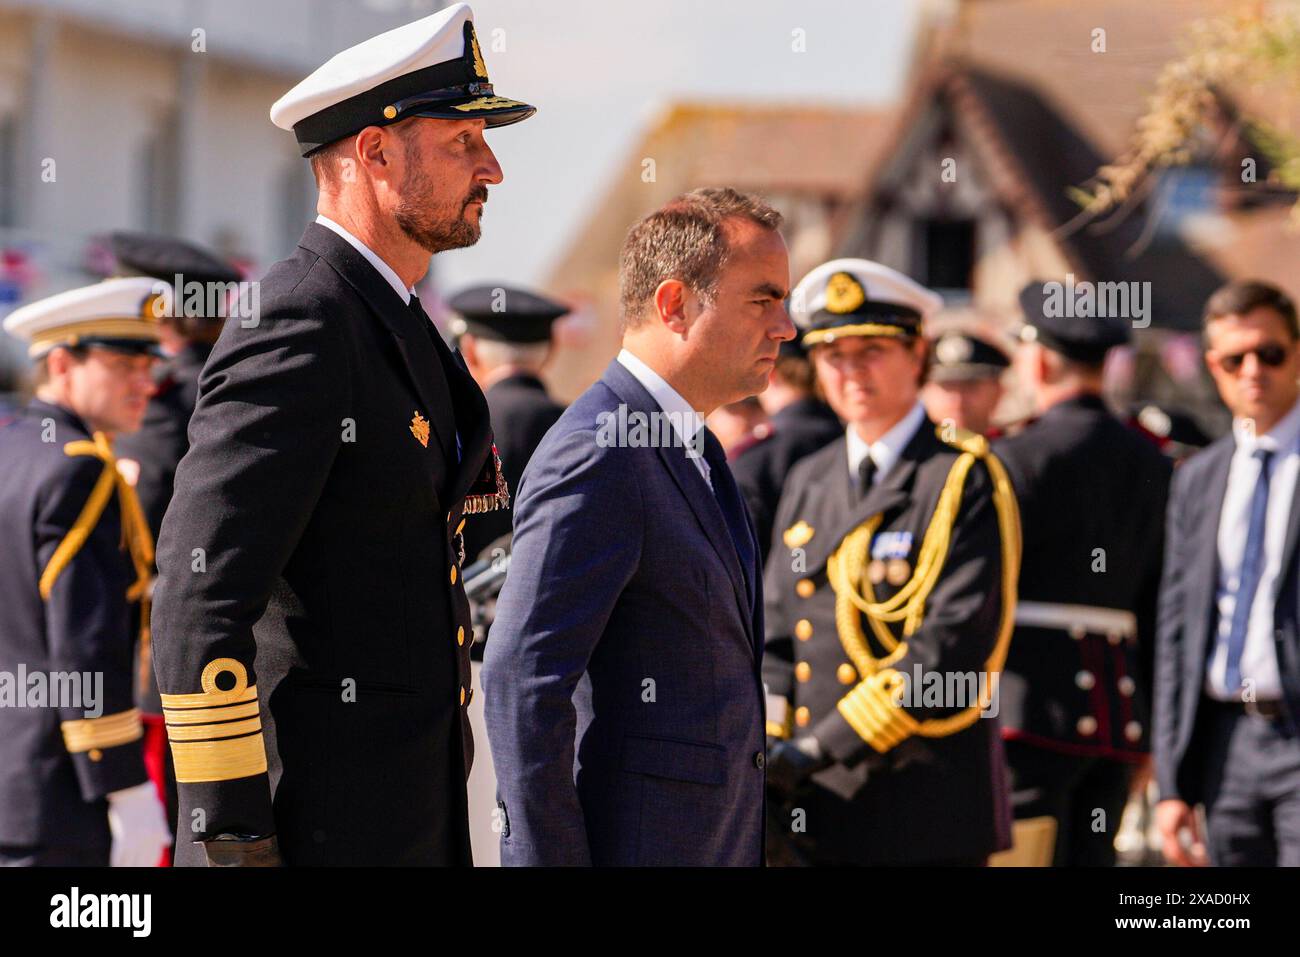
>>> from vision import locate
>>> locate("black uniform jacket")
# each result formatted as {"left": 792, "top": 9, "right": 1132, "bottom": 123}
{"left": 993, "top": 394, "right": 1171, "bottom": 761}
{"left": 731, "top": 398, "right": 842, "bottom": 566}
{"left": 764, "top": 417, "right": 1018, "bottom": 864}
{"left": 151, "top": 223, "right": 493, "bottom": 866}
{"left": 462, "top": 371, "right": 562, "bottom": 563}
{"left": 0, "top": 400, "right": 148, "bottom": 862}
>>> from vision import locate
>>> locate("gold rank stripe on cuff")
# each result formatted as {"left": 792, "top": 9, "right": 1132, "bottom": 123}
{"left": 61, "top": 708, "right": 143, "bottom": 753}
{"left": 160, "top": 658, "right": 269, "bottom": 783}
{"left": 835, "top": 671, "right": 919, "bottom": 754}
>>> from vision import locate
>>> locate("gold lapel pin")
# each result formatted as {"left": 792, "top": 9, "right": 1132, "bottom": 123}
{"left": 409, "top": 411, "right": 430, "bottom": 448}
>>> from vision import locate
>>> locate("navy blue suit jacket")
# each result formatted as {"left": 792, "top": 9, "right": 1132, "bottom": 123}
{"left": 1155, "top": 434, "right": 1300, "bottom": 803}
{"left": 482, "top": 359, "right": 767, "bottom": 865}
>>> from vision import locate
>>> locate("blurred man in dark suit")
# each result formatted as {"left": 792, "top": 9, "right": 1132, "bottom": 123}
{"left": 1155, "top": 280, "right": 1300, "bottom": 866}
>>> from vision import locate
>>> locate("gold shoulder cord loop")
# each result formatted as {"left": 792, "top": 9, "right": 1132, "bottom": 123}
{"left": 826, "top": 435, "right": 1021, "bottom": 738}
{"left": 43, "top": 434, "right": 157, "bottom": 686}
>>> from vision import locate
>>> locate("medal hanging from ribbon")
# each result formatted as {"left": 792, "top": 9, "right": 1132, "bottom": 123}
{"left": 462, "top": 440, "right": 511, "bottom": 515}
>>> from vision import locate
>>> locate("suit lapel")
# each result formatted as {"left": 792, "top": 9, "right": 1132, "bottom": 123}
{"left": 602, "top": 361, "right": 754, "bottom": 655}
{"left": 1186, "top": 437, "right": 1235, "bottom": 672}
{"left": 298, "top": 224, "right": 456, "bottom": 463}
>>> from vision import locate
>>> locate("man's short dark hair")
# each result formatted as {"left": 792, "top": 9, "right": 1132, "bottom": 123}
{"left": 1203, "top": 280, "right": 1299, "bottom": 341}
{"left": 617, "top": 187, "right": 783, "bottom": 331}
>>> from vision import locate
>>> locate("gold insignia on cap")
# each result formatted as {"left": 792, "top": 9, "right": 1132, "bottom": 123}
{"left": 783, "top": 520, "right": 814, "bottom": 549}
{"left": 140, "top": 292, "right": 166, "bottom": 323}
{"left": 383, "top": 105, "right": 398, "bottom": 119}
{"left": 824, "top": 271, "right": 866, "bottom": 315}
{"left": 451, "top": 95, "right": 523, "bottom": 112}
{"left": 410, "top": 411, "right": 430, "bottom": 448}
{"left": 469, "top": 25, "right": 489, "bottom": 79}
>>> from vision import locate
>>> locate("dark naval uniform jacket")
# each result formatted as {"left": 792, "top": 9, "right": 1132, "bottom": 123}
{"left": 731, "top": 397, "right": 842, "bottom": 566}
{"left": 462, "top": 371, "right": 562, "bottom": 563}
{"left": 0, "top": 401, "right": 151, "bottom": 865}
{"left": 764, "top": 415, "right": 1019, "bottom": 864}
{"left": 151, "top": 223, "right": 499, "bottom": 866}
{"left": 993, "top": 394, "right": 1171, "bottom": 761}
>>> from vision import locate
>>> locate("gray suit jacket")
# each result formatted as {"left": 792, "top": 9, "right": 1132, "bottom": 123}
{"left": 482, "top": 359, "right": 766, "bottom": 865}
{"left": 1154, "top": 433, "right": 1300, "bottom": 802}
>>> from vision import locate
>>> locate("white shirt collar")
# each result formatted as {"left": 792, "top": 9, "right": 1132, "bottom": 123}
{"left": 846, "top": 401, "right": 927, "bottom": 484}
{"left": 1232, "top": 395, "right": 1300, "bottom": 457}
{"left": 315, "top": 214, "right": 415, "bottom": 306}
{"left": 615, "top": 348, "right": 709, "bottom": 478}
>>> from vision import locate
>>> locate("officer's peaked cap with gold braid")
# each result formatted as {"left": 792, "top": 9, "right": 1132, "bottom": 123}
{"left": 270, "top": 3, "right": 535, "bottom": 157}
{"left": 791, "top": 258, "right": 944, "bottom": 348}
{"left": 3, "top": 276, "right": 169, "bottom": 359}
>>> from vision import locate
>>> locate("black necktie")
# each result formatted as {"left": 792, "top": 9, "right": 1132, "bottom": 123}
{"left": 410, "top": 295, "right": 461, "bottom": 463}
{"left": 857, "top": 454, "right": 877, "bottom": 500}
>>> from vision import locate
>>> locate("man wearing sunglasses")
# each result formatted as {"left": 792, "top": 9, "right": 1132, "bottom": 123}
{"left": 1155, "top": 280, "right": 1300, "bottom": 866}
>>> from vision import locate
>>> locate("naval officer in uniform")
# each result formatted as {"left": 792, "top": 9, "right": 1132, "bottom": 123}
{"left": 993, "top": 282, "right": 1171, "bottom": 866}
{"left": 0, "top": 278, "right": 172, "bottom": 866}
{"left": 449, "top": 283, "right": 568, "bottom": 564}
{"left": 763, "top": 259, "right": 1021, "bottom": 866}
{"left": 150, "top": 3, "right": 530, "bottom": 866}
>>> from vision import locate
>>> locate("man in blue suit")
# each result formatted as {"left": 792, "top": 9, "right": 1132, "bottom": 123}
{"left": 1155, "top": 280, "right": 1300, "bottom": 866}
{"left": 483, "top": 187, "right": 795, "bottom": 865}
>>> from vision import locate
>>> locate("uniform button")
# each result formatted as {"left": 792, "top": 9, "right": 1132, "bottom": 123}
{"left": 795, "top": 706, "right": 810, "bottom": 727}
{"left": 88, "top": 748, "right": 102, "bottom": 762}
{"left": 795, "top": 619, "right": 813, "bottom": 641}
{"left": 450, "top": 566, "right": 458, "bottom": 585}
{"left": 457, "top": 626, "right": 466, "bottom": 646}
{"left": 1124, "top": 721, "right": 1142, "bottom": 742}
{"left": 1075, "top": 670, "right": 1096, "bottom": 691}
{"left": 837, "top": 663, "right": 857, "bottom": 685}
{"left": 796, "top": 579, "right": 815, "bottom": 599}
{"left": 754, "top": 751, "right": 766, "bottom": 770}
{"left": 1107, "top": 632, "right": 1123, "bottom": 646}
{"left": 795, "top": 662, "right": 811, "bottom": 683}
{"left": 460, "top": 686, "right": 466, "bottom": 706}
{"left": 1118, "top": 676, "right": 1136, "bottom": 697}
{"left": 1076, "top": 716, "right": 1098, "bottom": 737}
{"left": 1069, "top": 625, "right": 1086, "bottom": 641}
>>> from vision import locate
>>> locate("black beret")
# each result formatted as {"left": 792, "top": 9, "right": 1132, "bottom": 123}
{"left": 928, "top": 331, "right": 1010, "bottom": 382}
{"left": 109, "top": 232, "right": 241, "bottom": 287}
{"left": 448, "top": 284, "right": 568, "bottom": 343}
{"left": 1018, "top": 279, "right": 1131, "bottom": 363}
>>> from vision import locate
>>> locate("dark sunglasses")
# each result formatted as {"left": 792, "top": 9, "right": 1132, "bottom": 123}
{"left": 1217, "top": 343, "right": 1289, "bottom": 373}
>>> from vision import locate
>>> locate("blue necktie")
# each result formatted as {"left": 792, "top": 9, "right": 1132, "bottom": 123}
{"left": 1224, "top": 447, "right": 1274, "bottom": 694}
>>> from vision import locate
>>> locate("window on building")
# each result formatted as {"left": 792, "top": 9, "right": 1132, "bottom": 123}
{"left": 921, "top": 218, "right": 975, "bottom": 292}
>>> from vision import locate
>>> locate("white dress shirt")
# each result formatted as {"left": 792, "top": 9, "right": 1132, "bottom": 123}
{"left": 845, "top": 401, "right": 927, "bottom": 487}
{"left": 1205, "top": 396, "right": 1300, "bottom": 701}
{"left": 315, "top": 214, "right": 415, "bottom": 305}
{"left": 616, "top": 349, "right": 710, "bottom": 484}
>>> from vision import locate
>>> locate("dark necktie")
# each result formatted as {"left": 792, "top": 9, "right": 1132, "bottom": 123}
{"left": 410, "top": 295, "right": 461, "bottom": 464}
{"left": 697, "top": 428, "right": 755, "bottom": 606}
{"left": 857, "top": 453, "right": 878, "bottom": 501}
{"left": 1224, "top": 447, "right": 1274, "bottom": 694}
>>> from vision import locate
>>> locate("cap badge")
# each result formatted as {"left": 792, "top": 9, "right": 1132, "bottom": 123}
{"left": 410, "top": 411, "right": 430, "bottom": 448}
{"left": 783, "top": 520, "right": 815, "bottom": 549}
{"left": 935, "top": 335, "right": 972, "bottom": 365}
{"left": 468, "top": 24, "right": 489, "bottom": 80}
{"left": 140, "top": 292, "right": 166, "bottom": 323}
{"left": 825, "top": 272, "right": 866, "bottom": 315}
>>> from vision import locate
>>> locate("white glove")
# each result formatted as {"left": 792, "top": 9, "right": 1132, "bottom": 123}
{"left": 106, "top": 781, "right": 172, "bottom": 867}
